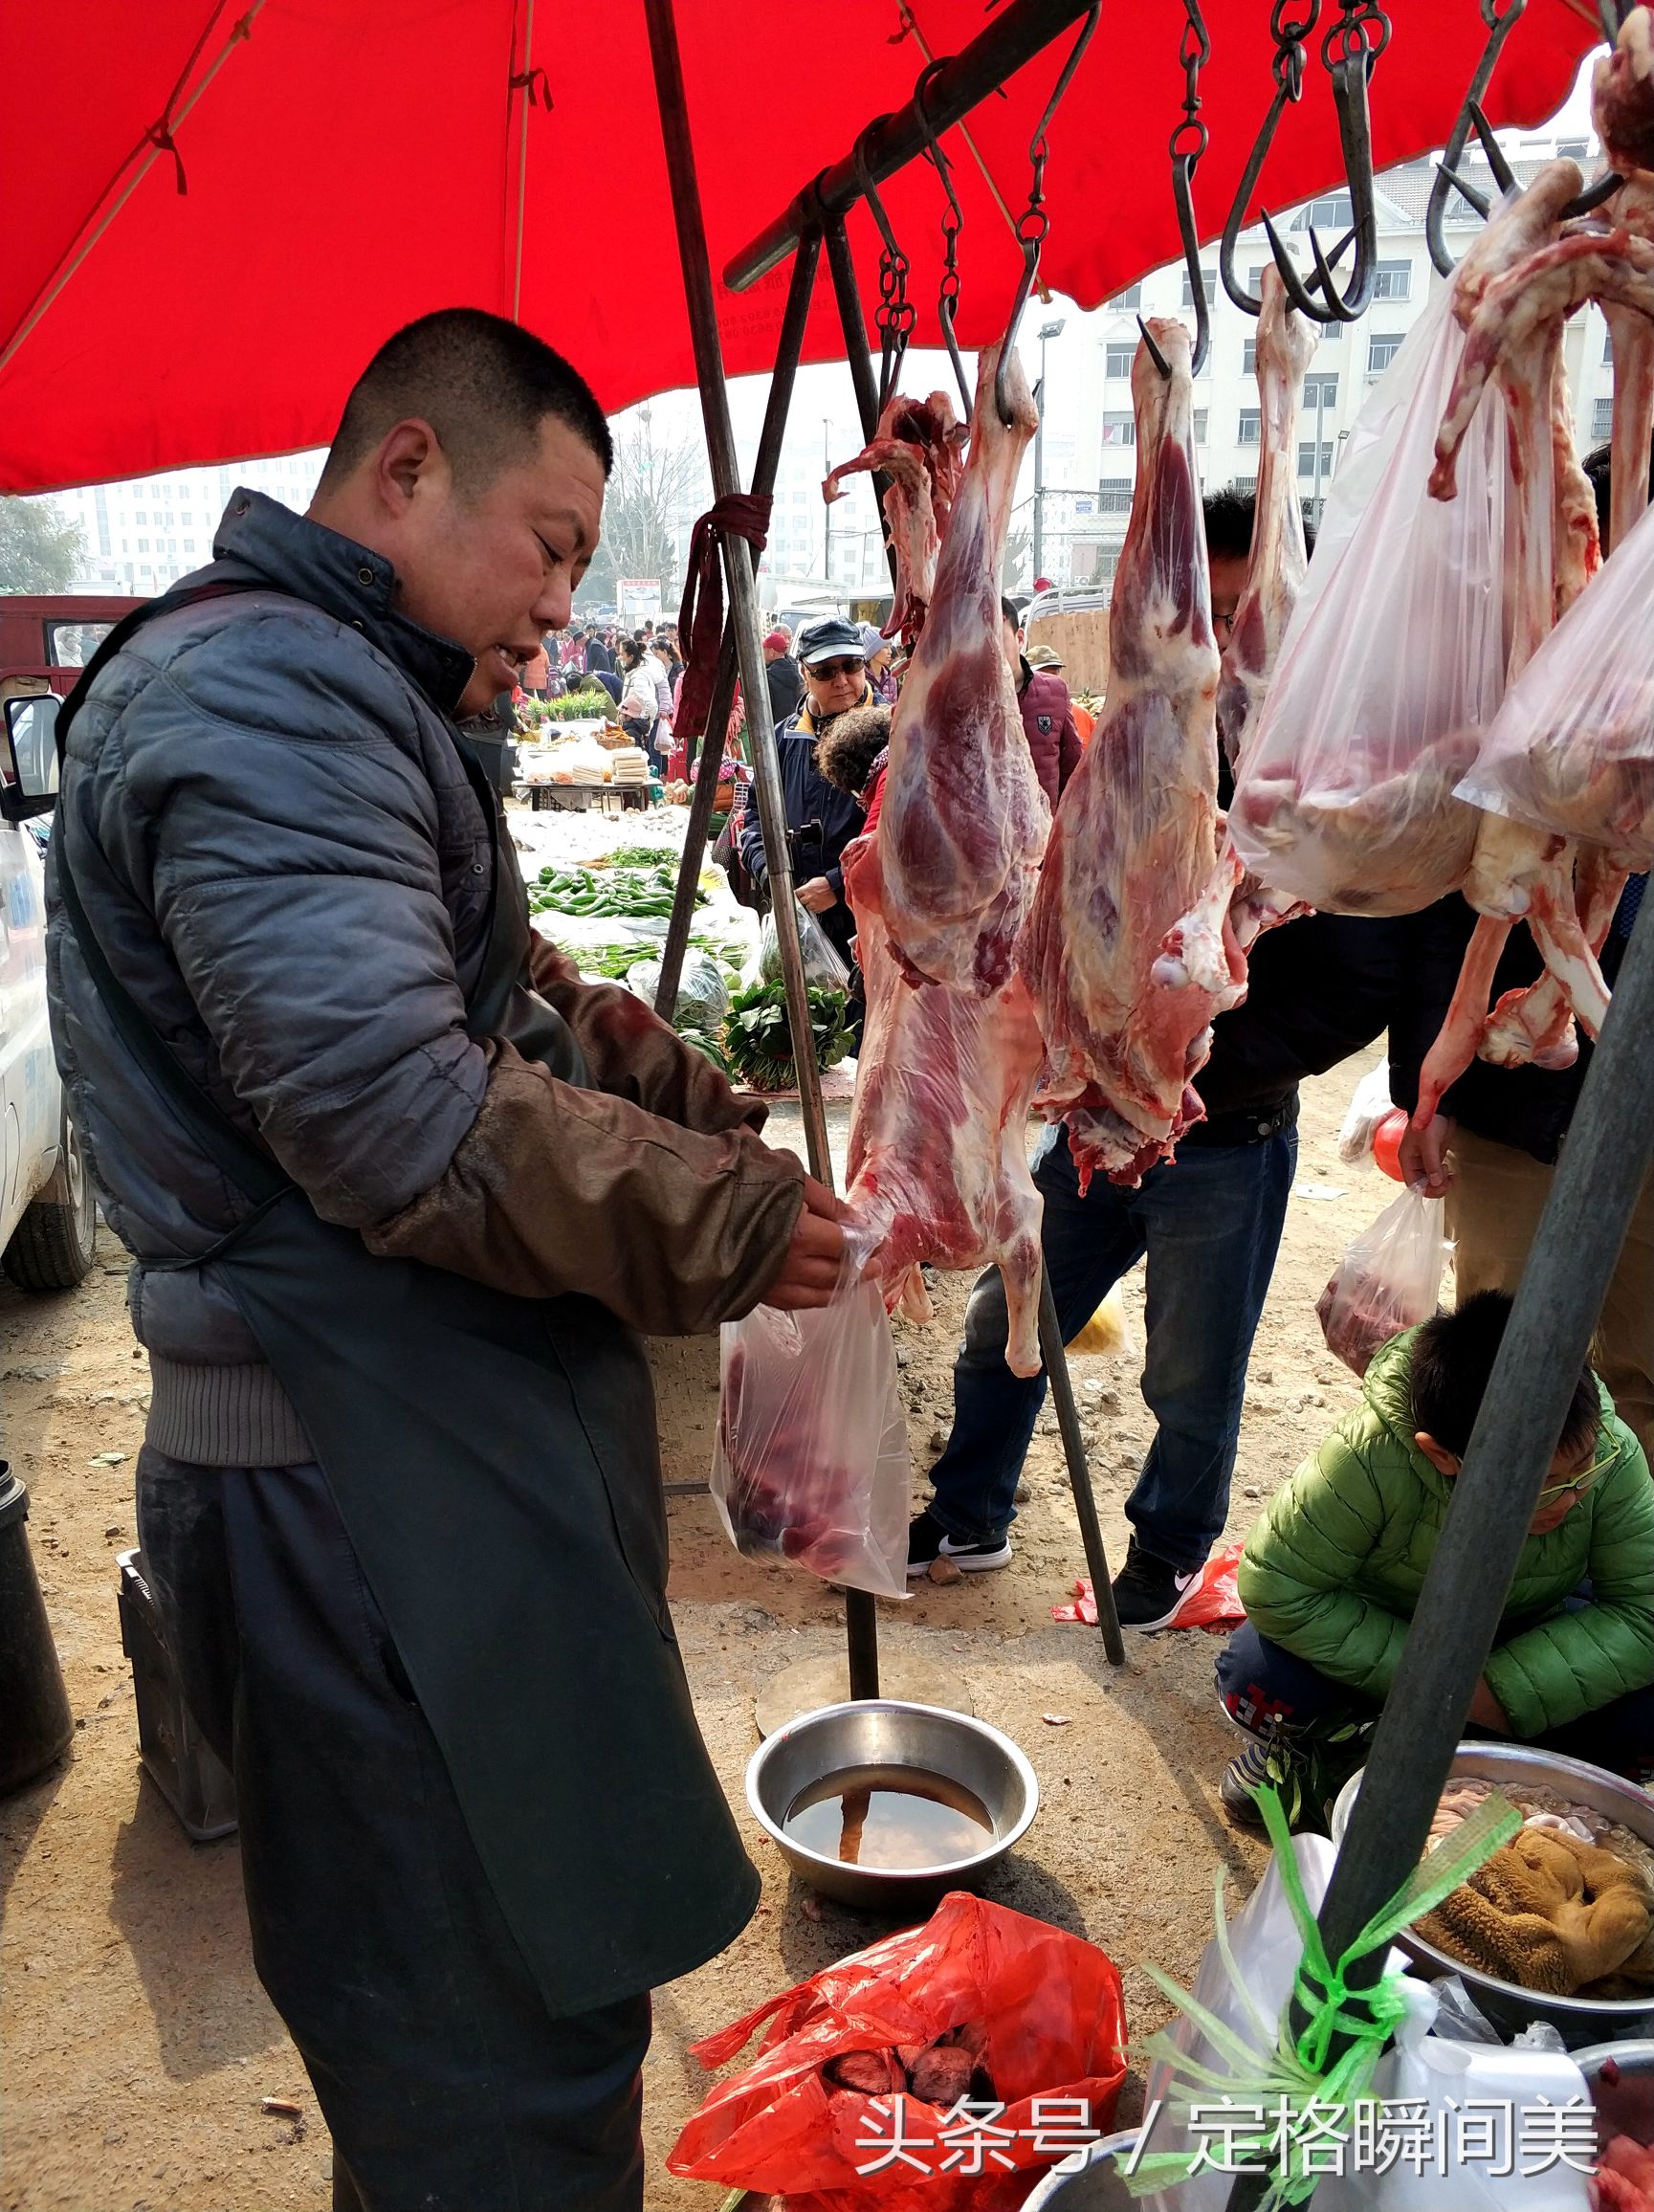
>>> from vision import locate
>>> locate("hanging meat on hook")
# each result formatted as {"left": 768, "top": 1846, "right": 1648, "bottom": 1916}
{"left": 860, "top": 348, "right": 1048, "bottom": 997}
{"left": 1018, "top": 317, "right": 1244, "bottom": 1189}
{"left": 1218, "top": 267, "right": 1317, "bottom": 951}
{"left": 842, "top": 345, "right": 1048, "bottom": 1376}
{"left": 823, "top": 389, "right": 966, "bottom": 650}
{"left": 1594, "top": 5, "right": 1654, "bottom": 176}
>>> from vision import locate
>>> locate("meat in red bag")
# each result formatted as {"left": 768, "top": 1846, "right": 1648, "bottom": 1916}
{"left": 667, "top": 1891, "right": 1128, "bottom": 2210}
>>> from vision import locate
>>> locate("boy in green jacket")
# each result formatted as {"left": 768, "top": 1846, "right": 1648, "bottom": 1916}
{"left": 1217, "top": 1291, "right": 1654, "bottom": 1828}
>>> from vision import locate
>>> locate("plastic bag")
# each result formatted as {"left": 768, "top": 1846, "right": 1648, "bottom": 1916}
{"left": 760, "top": 900, "right": 851, "bottom": 990}
{"left": 667, "top": 1891, "right": 1129, "bottom": 2212}
{"left": 1230, "top": 278, "right": 1514, "bottom": 917}
{"left": 1337, "top": 1060, "right": 1394, "bottom": 1165}
{"left": 1316, "top": 1188, "right": 1450, "bottom": 1379}
{"left": 1456, "top": 488, "right": 1654, "bottom": 874}
{"left": 1053, "top": 1542, "right": 1244, "bottom": 1631}
{"left": 622, "top": 947, "right": 730, "bottom": 1029}
{"left": 1065, "top": 1281, "right": 1138, "bottom": 1359}
{"left": 711, "top": 1230, "right": 911, "bottom": 1600}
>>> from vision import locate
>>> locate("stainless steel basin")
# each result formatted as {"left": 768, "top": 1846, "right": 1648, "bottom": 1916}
{"left": 1331, "top": 1741, "right": 1654, "bottom": 2046}
{"left": 745, "top": 1698, "right": 1039, "bottom": 1912}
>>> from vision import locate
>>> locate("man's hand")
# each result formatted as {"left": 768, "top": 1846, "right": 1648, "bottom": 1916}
{"left": 1467, "top": 1675, "right": 1510, "bottom": 1734}
{"left": 765, "top": 1176, "right": 856, "bottom": 1310}
{"left": 796, "top": 875, "right": 838, "bottom": 914}
{"left": 1399, "top": 1112, "right": 1456, "bottom": 1199}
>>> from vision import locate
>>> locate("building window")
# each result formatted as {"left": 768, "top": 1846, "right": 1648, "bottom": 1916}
{"left": 1371, "top": 260, "right": 1412, "bottom": 301}
{"left": 1298, "top": 441, "right": 1334, "bottom": 480}
{"left": 184, "top": 539, "right": 196, "bottom": 554}
{"left": 1293, "top": 192, "right": 1354, "bottom": 232}
{"left": 1594, "top": 395, "right": 1615, "bottom": 440}
{"left": 1243, "top": 339, "right": 1258, "bottom": 375}
{"left": 1101, "top": 412, "right": 1136, "bottom": 447}
{"left": 1107, "top": 282, "right": 1142, "bottom": 310}
{"left": 1180, "top": 268, "right": 1217, "bottom": 310}
{"left": 137, "top": 538, "right": 149, "bottom": 552}
{"left": 1193, "top": 409, "right": 1209, "bottom": 444}
{"left": 1105, "top": 343, "right": 1136, "bottom": 378}
{"left": 1303, "top": 372, "right": 1339, "bottom": 409}
{"left": 1237, "top": 409, "right": 1262, "bottom": 446}
{"left": 136, "top": 510, "right": 146, "bottom": 524}
{"left": 1606, "top": 327, "right": 1617, "bottom": 364}
{"left": 1231, "top": 472, "right": 1259, "bottom": 493}
{"left": 1558, "top": 137, "right": 1590, "bottom": 160}
{"left": 1368, "top": 332, "right": 1405, "bottom": 374}
{"left": 1097, "top": 478, "right": 1134, "bottom": 514}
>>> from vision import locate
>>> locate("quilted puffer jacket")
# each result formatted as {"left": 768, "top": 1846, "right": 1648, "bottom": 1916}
{"left": 1237, "top": 1330, "right": 1654, "bottom": 1739}
{"left": 48, "top": 491, "right": 803, "bottom": 1459}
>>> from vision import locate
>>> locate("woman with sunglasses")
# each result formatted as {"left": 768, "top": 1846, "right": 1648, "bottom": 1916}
{"left": 1214, "top": 1289, "right": 1654, "bottom": 1830}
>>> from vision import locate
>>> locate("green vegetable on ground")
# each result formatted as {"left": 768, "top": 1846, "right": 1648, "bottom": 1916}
{"left": 720, "top": 980, "right": 852, "bottom": 1092}
{"left": 529, "top": 863, "right": 704, "bottom": 920}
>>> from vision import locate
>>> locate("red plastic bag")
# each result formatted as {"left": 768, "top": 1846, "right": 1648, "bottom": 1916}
{"left": 1316, "top": 1188, "right": 1450, "bottom": 1379}
{"left": 667, "top": 1891, "right": 1127, "bottom": 2211}
{"left": 1053, "top": 1542, "right": 1245, "bottom": 1632}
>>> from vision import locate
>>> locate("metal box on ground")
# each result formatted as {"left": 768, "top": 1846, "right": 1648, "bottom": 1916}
{"left": 117, "top": 1549, "right": 237, "bottom": 1842}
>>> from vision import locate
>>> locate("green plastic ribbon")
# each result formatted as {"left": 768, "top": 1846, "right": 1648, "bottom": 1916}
{"left": 1121, "top": 1783, "right": 1522, "bottom": 2207}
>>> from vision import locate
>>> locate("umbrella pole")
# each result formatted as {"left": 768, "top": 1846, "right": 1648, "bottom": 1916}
{"left": 1224, "top": 890, "right": 1654, "bottom": 2211}
{"left": 644, "top": 0, "right": 878, "bottom": 1701}
{"left": 653, "top": 233, "right": 823, "bottom": 1029}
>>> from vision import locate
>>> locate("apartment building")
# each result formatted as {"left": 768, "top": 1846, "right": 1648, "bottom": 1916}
{"left": 59, "top": 452, "right": 324, "bottom": 596}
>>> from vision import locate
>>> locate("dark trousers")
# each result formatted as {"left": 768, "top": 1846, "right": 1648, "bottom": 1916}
{"left": 1217, "top": 1619, "right": 1654, "bottom": 1778}
{"left": 136, "top": 1447, "right": 651, "bottom": 2212}
{"left": 926, "top": 1123, "right": 1296, "bottom": 1569}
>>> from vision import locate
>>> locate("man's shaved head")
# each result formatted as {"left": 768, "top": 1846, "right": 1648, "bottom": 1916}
{"left": 318, "top": 307, "right": 613, "bottom": 496}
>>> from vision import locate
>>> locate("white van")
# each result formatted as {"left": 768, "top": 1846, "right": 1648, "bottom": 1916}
{"left": 1, "top": 693, "right": 97, "bottom": 1291}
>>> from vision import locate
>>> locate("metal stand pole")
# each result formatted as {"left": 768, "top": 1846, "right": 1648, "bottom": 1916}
{"left": 645, "top": 0, "right": 875, "bottom": 1700}
{"left": 1226, "top": 891, "right": 1654, "bottom": 2212}
{"left": 1038, "top": 1270, "right": 1124, "bottom": 1663}
{"left": 653, "top": 233, "right": 822, "bottom": 1026}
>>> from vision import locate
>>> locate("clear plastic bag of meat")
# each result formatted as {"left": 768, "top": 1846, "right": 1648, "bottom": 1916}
{"left": 1316, "top": 1189, "right": 1451, "bottom": 1379}
{"left": 711, "top": 1228, "right": 910, "bottom": 1600}
{"left": 760, "top": 901, "right": 851, "bottom": 989}
{"left": 1455, "top": 493, "right": 1654, "bottom": 874}
{"left": 1229, "top": 279, "right": 1516, "bottom": 917}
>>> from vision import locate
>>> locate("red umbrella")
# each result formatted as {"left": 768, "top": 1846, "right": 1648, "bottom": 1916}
{"left": 0, "top": 1, "right": 1598, "bottom": 493}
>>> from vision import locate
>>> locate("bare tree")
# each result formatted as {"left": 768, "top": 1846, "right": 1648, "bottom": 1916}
{"left": 578, "top": 409, "right": 707, "bottom": 610}
{"left": 1001, "top": 523, "right": 1031, "bottom": 594}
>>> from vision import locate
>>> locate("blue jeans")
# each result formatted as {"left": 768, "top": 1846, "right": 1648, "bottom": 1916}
{"left": 925, "top": 1121, "right": 1297, "bottom": 1570}
{"left": 1217, "top": 1618, "right": 1654, "bottom": 1778}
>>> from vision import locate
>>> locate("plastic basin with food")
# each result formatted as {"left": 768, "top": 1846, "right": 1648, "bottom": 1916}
{"left": 1331, "top": 1742, "right": 1654, "bottom": 2046}
{"left": 745, "top": 1699, "right": 1039, "bottom": 1913}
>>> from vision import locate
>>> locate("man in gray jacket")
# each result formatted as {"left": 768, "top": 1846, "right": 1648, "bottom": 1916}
{"left": 48, "top": 308, "right": 849, "bottom": 2210}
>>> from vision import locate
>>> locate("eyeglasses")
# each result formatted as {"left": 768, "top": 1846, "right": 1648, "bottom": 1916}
{"left": 807, "top": 657, "right": 865, "bottom": 681}
{"left": 1534, "top": 1437, "right": 1624, "bottom": 1507}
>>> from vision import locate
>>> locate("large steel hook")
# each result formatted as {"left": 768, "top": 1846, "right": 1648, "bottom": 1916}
{"left": 1167, "top": 0, "right": 1213, "bottom": 375}
{"left": 1220, "top": 4, "right": 1322, "bottom": 316}
{"left": 994, "top": 0, "right": 1100, "bottom": 425}
{"left": 849, "top": 122, "right": 915, "bottom": 412}
{"left": 1425, "top": 0, "right": 1527, "bottom": 276}
{"left": 1263, "top": 0, "right": 1390, "bottom": 325}
{"left": 914, "top": 57, "right": 973, "bottom": 418}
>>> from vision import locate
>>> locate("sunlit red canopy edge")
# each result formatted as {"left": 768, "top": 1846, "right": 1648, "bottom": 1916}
{"left": 0, "top": 0, "right": 1600, "bottom": 495}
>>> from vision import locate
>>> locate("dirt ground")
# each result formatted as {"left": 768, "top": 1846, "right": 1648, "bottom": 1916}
{"left": 0, "top": 1051, "right": 1390, "bottom": 2212}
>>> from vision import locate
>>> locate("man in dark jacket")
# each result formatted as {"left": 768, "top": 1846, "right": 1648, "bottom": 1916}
{"left": 1392, "top": 443, "right": 1651, "bottom": 1453}
{"left": 762, "top": 624, "right": 804, "bottom": 722}
{"left": 737, "top": 615, "right": 871, "bottom": 979}
{"left": 1001, "top": 595, "right": 1081, "bottom": 805}
{"left": 910, "top": 497, "right": 1405, "bottom": 1629}
{"left": 46, "top": 308, "right": 850, "bottom": 2211}
{"left": 583, "top": 624, "right": 615, "bottom": 677}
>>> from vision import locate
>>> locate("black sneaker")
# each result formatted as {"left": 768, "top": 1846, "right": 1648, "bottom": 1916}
{"left": 906, "top": 1508, "right": 1012, "bottom": 1577}
{"left": 1220, "top": 1730, "right": 1326, "bottom": 1832}
{"left": 1109, "top": 1537, "right": 1200, "bottom": 1630}
{"left": 1219, "top": 1736, "right": 1277, "bottom": 1828}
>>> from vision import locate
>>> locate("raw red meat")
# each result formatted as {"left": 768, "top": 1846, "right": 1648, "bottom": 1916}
{"left": 872, "top": 347, "right": 1049, "bottom": 996}
{"left": 824, "top": 390, "right": 966, "bottom": 650}
{"left": 1017, "top": 318, "right": 1243, "bottom": 1188}
{"left": 1595, "top": 5, "right": 1654, "bottom": 173}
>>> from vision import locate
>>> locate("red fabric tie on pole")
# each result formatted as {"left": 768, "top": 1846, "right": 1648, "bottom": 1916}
{"left": 673, "top": 491, "right": 771, "bottom": 753}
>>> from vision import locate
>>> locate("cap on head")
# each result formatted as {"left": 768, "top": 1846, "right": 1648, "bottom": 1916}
{"left": 797, "top": 616, "right": 866, "bottom": 667}
{"left": 858, "top": 623, "right": 889, "bottom": 659}
{"left": 762, "top": 629, "right": 791, "bottom": 653}
{"left": 1026, "top": 643, "right": 1064, "bottom": 671}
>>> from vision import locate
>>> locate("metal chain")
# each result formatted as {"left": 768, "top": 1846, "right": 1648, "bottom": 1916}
{"left": 1269, "top": 1, "right": 1320, "bottom": 99}
{"left": 1169, "top": 0, "right": 1211, "bottom": 168}
{"left": 1324, "top": 0, "right": 1391, "bottom": 71}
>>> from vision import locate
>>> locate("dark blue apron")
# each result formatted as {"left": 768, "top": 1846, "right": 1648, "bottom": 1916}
{"left": 52, "top": 596, "right": 759, "bottom": 2016}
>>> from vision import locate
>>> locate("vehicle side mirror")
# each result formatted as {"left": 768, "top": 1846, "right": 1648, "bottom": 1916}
{"left": 1, "top": 695, "right": 61, "bottom": 822}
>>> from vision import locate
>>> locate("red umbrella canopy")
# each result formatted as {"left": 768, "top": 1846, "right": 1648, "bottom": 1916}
{"left": 0, "top": 0, "right": 1599, "bottom": 494}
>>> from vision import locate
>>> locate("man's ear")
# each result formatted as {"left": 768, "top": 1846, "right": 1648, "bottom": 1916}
{"left": 1414, "top": 1430, "right": 1461, "bottom": 1478}
{"left": 374, "top": 418, "right": 445, "bottom": 513}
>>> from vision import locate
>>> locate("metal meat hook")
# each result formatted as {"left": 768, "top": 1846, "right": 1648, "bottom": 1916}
{"left": 1425, "top": 1, "right": 1526, "bottom": 277}
{"left": 914, "top": 56, "right": 974, "bottom": 418}
{"left": 850, "top": 120, "right": 915, "bottom": 412}
{"left": 1263, "top": 0, "right": 1390, "bottom": 324}
{"left": 1220, "top": 2, "right": 1322, "bottom": 316}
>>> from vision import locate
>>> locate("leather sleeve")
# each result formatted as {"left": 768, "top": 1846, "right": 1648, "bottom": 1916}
{"left": 363, "top": 1038, "right": 805, "bottom": 1335}
{"left": 526, "top": 932, "right": 765, "bottom": 1139}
